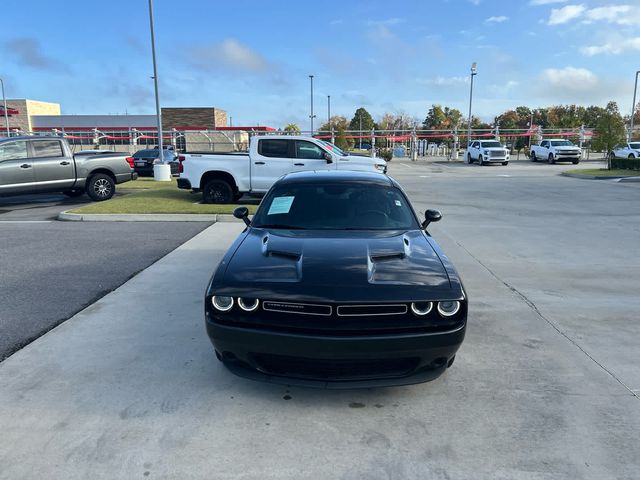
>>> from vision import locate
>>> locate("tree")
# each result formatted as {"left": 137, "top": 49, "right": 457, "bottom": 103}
{"left": 349, "top": 108, "right": 375, "bottom": 134}
{"left": 591, "top": 101, "right": 626, "bottom": 167}
{"left": 318, "top": 116, "right": 354, "bottom": 150}
{"left": 283, "top": 123, "right": 300, "bottom": 134}
{"left": 422, "top": 105, "right": 446, "bottom": 129}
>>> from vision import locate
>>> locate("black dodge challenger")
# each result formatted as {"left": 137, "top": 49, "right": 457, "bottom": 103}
{"left": 205, "top": 170, "right": 467, "bottom": 388}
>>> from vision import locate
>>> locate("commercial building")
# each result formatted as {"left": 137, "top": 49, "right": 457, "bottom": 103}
{"left": 0, "top": 99, "right": 61, "bottom": 132}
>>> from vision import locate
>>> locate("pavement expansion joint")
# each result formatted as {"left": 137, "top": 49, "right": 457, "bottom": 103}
{"left": 454, "top": 238, "right": 640, "bottom": 401}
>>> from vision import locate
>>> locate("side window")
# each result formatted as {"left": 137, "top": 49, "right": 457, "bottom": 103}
{"left": 541, "top": 141, "right": 548, "bottom": 148}
{"left": 0, "top": 141, "right": 29, "bottom": 161}
{"left": 295, "top": 141, "right": 325, "bottom": 160}
{"left": 32, "top": 140, "right": 64, "bottom": 158}
{"left": 472, "top": 142, "right": 478, "bottom": 148}
{"left": 258, "top": 139, "right": 291, "bottom": 158}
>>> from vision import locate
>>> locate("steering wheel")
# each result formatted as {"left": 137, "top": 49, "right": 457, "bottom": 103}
{"left": 359, "top": 210, "right": 389, "bottom": 223}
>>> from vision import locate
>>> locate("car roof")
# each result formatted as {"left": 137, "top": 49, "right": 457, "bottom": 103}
{"left": 0, "top": 135, "right": 63, "bottom": 143}
{"left": 278, "top": 170, "right": 395, "bottom": 187}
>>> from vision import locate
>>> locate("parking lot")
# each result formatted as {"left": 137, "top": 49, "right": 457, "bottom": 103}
{"left": 1, "top": 159, "right": 639, "bottom": 479}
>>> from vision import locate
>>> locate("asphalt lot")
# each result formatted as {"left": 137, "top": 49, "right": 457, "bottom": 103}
{"left": 0, "top": 192, "right": 210, "bottom": 360}
{"left": 1, "top": 159, "right": 639, "bottom": 479}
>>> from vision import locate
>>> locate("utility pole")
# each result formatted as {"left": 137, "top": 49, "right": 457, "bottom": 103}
{"left": 309, "top": 75, "right": 315, "bottom": 134}
{"left": 359, "top": 113, "right": 363, "bottom": 149}
{"left": 0, "top": 78, "right": 9, "bottom": 137}
{"left": 630, "top": 70, "right": 640, "bottom": 140}
{"left": 327, "top": 95, "right": 331, "bottom": 131}
{"left": 467, "top": 62, "right": 477, "bottom": 147}
{"left": 148, "top": 0, "right": 166, "bottom": 179}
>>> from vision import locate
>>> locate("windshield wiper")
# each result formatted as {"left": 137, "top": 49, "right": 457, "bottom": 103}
{"left": 254, "top": 224, "right": 306, "bottom": 230}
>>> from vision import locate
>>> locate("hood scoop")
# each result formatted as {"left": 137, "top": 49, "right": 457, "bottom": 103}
{"left": 369, "top": 234, "right": 411, "bottom": 263}
{"left": 261, "top": 234, "right": 302, "bottom": 261}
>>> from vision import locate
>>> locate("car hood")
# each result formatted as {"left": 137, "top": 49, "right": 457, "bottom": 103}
{"left": 554, "top": 146, "right": 580, "bottom": 151}
{"left": 224, "top": 228, "right": 450, "bottom": 291}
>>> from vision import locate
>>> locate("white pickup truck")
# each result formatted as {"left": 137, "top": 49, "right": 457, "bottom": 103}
{"left": 610, "top": 142, "right": 640, "bottom": 160}
{"left": 177, "top": 135, "right": 387, "bottom": 203}
{"left": 530, "top": 139, "right": 581, "bottom": 164}
{"left": 464, "top": 140, "right": 510, "bottom": 165}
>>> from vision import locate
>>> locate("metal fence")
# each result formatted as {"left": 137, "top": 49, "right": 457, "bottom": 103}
{"left": 7, "top": 126, "right": 600, "bottom": 159}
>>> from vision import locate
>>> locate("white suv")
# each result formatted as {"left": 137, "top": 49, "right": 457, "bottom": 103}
{"left": 465, "top": 140, "right": 510, "bottom": 166}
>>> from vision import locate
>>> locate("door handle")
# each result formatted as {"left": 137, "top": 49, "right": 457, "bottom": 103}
{"left": 254, "top": 161, "right": 265, "bottom": 165}
{"left": 60, "top": 161, "right": 71, "bottom": 166}
{"left": 294, "top": 163, "right": 304, "bottom": 166}
{"left": 20, "top": 164, "right": 32, "bottom": 169}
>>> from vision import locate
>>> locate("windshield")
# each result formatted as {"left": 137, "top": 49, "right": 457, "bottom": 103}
{"left": 252, "top": 183, "right": 419, "bottom": 231}
{"left": 133, "top": 150, "right": 158, "bottom": 158}
{"left": 629, "top": 143, "right": 640, "bottom": 150}
{"left": 319, "top": 140, "right": 346, "bottom": 156}
{"left": 480, "top": 141, "right": 503, "bottom": 148}
{"left": 550, "top": 140, "right": 574, "bottom": 146}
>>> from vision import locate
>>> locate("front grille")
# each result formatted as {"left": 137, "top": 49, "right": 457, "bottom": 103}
{"left": 337, "top": 304, "right": 407, "bottom": 316}
{"left": 262, "top": 301, "right": 331, "bottom": 316}
{"left": 489, "top": 150, "right": 505, "bottom": 157}
{"left": 252, "top": 353, "right": 420, "bottom": 380}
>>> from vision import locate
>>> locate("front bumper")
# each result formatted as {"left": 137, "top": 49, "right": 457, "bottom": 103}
{"left": 206, "top": 316, "right": 466, "bottom": 388}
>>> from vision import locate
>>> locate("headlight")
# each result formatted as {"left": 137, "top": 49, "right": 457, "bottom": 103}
{"left": 212, "top": 295, "right": 234, "bottom": 312}
{"left": 411, "top": 301, "right": 433, "bottom": 316}
{"left": 238, "top": 297, "right": 259, "bottom": 312}
{"left": 437, "top": 300, "right": 460, "bottom": 317}
{"left": 375, "top": 164, "right": 386, "bottom": 171}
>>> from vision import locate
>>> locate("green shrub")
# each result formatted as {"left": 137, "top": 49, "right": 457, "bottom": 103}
{"left": 379, "top": 148, "right": 393, "bottom": 162}
{"left": 611, "top": 157, "right": 640, "bottom": 170}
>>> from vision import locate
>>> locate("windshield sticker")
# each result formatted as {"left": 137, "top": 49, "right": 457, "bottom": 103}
{"left": 268, "top": 196, "right": 295, "bottom": 215}
{"left": 395, "top": 200, "right": 402, "bottom": 207}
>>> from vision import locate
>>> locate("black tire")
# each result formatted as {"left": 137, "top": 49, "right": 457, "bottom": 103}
{"left": 202, "top": 179, "right": 233, "bottom": 204}
{"left": 64, "top": 189, "right": 85, "bottom": 198}
{"left": 572, "top": 160, "right": 580, "bottom": 165}
{"left": 465, "top": 153, "right": 471, "bottom": 164}
{"left": 502, "top": 161, "right": 509, "bottom": 166}
{"left": 548, "top": 153, "right": 555, "bottom": 164}
{"left": 478, "top": 156, "right": 484, "bottom": 166}
{"left": 608, "top": 152, "right": 616, "bottom": 162}
{"left": 531, "top": 151, "right": 537, "bottom": 162}
{"left": 86, "top": 173, "right": 115, "bottom": 201}
{"left": 629, "top": 154, "right": 635, "bottom": 159}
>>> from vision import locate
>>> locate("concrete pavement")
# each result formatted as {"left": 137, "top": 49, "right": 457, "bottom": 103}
{"left": 1, "top": 211, "right": 639, "bottom": 479}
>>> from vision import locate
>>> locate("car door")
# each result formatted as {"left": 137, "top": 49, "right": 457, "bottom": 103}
{"left": 30, "top": 139, "right": 75, "bottom": 190}
{"left": 0, "top": 139, "right": 34, "bottom": 195}
{"left": 251, "top": 138, "right": 294, "bottom": 191}
{"left": 471, "top": 141, "right": 480, "bottom": 160}
{"left": 540, "top": 140, "right": 550, "bottom": 154}
{"left": 293, "top": 140, "right": 333, "bottom": 173}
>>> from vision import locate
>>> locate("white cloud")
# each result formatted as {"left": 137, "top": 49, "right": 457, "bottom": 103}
{"left": 583, "top": 4, "right": 640, "bottom": 25}
{"left": 541, "top": 66, "right": 598, "bottom": 90}
{"left": 366, "top": 18, "right": 404, "bottom": 26}
{"left": 418, "top": 76, "right": 469, "bottom": 87}
{"left": 581, "top": 37, "right": 640, "bottom": 55}
{"left": 187, "top": 38, "right": 271, "bottom": 73}
{"left": 547, "top": 4, "right": 586, "bottom": 24}
{"left": 485, "top": 15, "right": 509, "bottom": 23}
{"left": 529, "top": 0, "right": 567, "bottom": 5}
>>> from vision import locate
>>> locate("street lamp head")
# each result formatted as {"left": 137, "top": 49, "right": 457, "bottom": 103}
{"left": 471, "top": 62, "right": 477, "bottom": 74}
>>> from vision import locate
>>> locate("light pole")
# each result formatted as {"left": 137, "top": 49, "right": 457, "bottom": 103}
{"left": 467, "top": 62, "right": 477, "bottom": 147}
{"left": 309, "top": 75, "right": 316, "bottom": 134}
{"left": 630, "top": 70, "right": 640, "bottom": 140}
{"left": 0, "top": 78, "right": 9, "bottom": 137}
{"left": 359, "top": 113, "right": 363, "bottom": 149}
{"left": 327, "top": 95, "right": 331, "bottom": 130}
{"left": 148, "top": 0, "right": 165, "bottom": 178}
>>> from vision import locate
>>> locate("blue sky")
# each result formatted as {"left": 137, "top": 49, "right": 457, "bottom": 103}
{"left": 1, "top": 0, "right": 638, "bottom": 128}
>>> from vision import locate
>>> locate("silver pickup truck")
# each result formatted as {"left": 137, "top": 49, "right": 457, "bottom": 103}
{"left": 0, "top": 136, "right": 137, "bottom": 201}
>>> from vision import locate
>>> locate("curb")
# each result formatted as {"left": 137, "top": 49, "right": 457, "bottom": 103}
{"left": 58, "top": 211, "right": 240, "bottom": 222}
{"left": 561, "top": 172, "right": 640, "bottom": 181}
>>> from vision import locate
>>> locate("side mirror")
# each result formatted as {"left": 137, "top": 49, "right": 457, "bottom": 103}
{"left": 422, "top": 209, "right": 442, "bottom": 229}
{"left": 323, "top": 151, "right": 333, "bottom": 163}
{"left": 233, "top": 206, "right": 251, "bottom": 227}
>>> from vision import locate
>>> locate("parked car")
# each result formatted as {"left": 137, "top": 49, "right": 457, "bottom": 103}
{"left": 530, "top": 139, "right": 581, "bottom": 164}
{"left": 204, "top": 170, "right": 467, "bottom": 388}
{"left": 178, "top": 135, "right": 388, "bottom": 204}
{"left": 609, "top": 142, "right": 640, "bottom": 160}
{"left": 131, "top": 147, "right": 179, "bottom": 177}
{"left": 0, "top": 136, "right": 136, "bottom": 201}
{"left": 465, "top": 140, "right": 509, "bottom": 165}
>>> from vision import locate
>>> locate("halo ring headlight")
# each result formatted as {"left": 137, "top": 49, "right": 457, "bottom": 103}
{"left": 437, "top": 300, "right": 460, "bottom": 317}
{"left": 238, "top": 297, "right": 259, "bottom": 312}
{"left": 411, "top": 301, "right": 433, "bottom": 316}
{"left": 212, "top": 295, "right": 234, "bottom": 312}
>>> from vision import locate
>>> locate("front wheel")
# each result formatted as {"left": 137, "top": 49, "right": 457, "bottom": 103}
{"left": 86, "top": 173, "right": 115, "bottom": 201}
{"left": 202, "top": 179, "right": 233, "bottom": 204}
{"left": 548, "top": 154, "right": 555, "bottom": 164}
{"left": 478, "top": 156, "right": 484, "bottom": 166}
{"left": 502, "top": 161, "right": 509, "bottom": 166}
{"left": 465, "top": 153, "right": 471, "bottom": 164}
{"left": 530, "top": 151, "right": 537, "bottom": 162}
{"left": 572, "top": 160, "right": 580, "bottom": 165}
{"left": 608, "top": 152, "right": 616, "bottom": 162}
